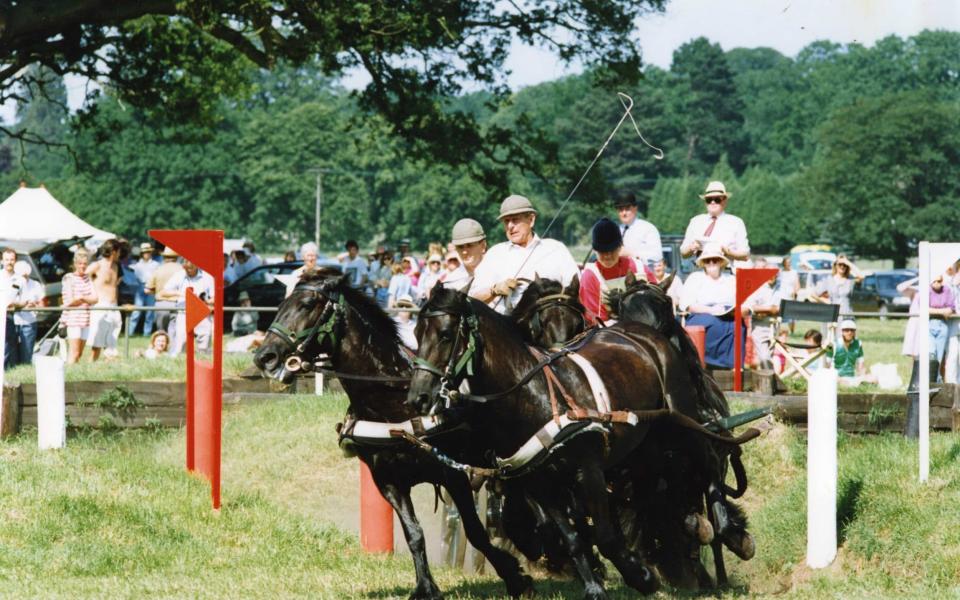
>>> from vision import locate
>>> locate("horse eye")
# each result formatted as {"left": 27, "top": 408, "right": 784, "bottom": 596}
{"left": 300, "top": 297, "right": 318, "bottom": 310}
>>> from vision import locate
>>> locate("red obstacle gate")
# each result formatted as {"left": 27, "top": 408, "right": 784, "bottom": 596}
{"left": 150, "top": 229, "right": 224, "bottom": 509}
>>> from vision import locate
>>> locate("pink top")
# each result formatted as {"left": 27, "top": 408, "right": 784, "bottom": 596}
{"left": 62, "top": 273, "right": 93, "bottom": 327}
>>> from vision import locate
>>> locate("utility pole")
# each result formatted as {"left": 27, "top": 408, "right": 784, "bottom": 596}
{"left": 310, "top": 168, "right": 331, "bottom": 249}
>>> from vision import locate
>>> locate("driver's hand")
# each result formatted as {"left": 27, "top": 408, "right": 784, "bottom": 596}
{"left": 491, "top": 278, "right": 519, "bottom": 297}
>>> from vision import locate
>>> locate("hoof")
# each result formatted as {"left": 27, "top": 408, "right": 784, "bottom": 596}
{"left": 723, "top": 531, "right": 755, "bottom": 560}
{"left": 409, "top": 582, "right": 443, "bottom": 600}
{"left": 625, "top": 565, "right": 659, "bottom": 595}
{"left": 506, "top": 574, "right": 535, "bottom": 598}
{"left": 684, "top": 512, "right": 714, "bottom": 545}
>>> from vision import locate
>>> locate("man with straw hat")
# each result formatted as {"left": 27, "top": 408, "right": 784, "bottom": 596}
{"left": 470, "top": 194, "right": 579, "bottom": 314}
{"left": 129, "top": 242, "right": 160, "bottom": 336}
{"left": 680, "top": 181, "right": 750, "bottom": 262}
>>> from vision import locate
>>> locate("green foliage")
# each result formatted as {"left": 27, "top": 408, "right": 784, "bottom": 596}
{"left": 803, "top": 90, "right": 960, "bottom": 265}
{"left": 7, "top": 30, "right": 960, "bottom": 260}
{"left": 95, "top": 386, "right": 144, "bottom": 411}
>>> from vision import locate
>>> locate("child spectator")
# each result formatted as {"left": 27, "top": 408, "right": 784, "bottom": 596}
{"left": 137, "top": 331, "right": 170, "bottom": 359}
{"left": 827, "top": 319, "right": 877, "bottom": 386}
{"left": 803, "top": 329, "right": 825, "bottom": 371}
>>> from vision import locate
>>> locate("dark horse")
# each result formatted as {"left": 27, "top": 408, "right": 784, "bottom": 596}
{"left": 605, "top": 271, "right": 756, "bottom": 583}
{"left": 511, "top": 275, "right": 585, "bottom": 348}
{"left": 408, "top": 286, "right": 749, "bottom": 598}
{"left": 253, "top": 270, "right": 532, "bottom": 600}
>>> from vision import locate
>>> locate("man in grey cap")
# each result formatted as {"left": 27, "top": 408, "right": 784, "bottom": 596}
{"left": 442, "top": 218, "right": 486, "bottom": 290}
{"left": 470, "top": 194, "right": 579, "bottom": 314}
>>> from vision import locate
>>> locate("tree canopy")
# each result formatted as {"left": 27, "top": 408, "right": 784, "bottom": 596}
{"left": 3, "top": 29, "right": 960, "bottom": 263}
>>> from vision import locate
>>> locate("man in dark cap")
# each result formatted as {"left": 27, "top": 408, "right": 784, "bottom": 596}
{"left": 580, "top": 217, "right": 656, "bottom": 325}
{"left": 614, "top": 191, "right": 662, "bottom": 268}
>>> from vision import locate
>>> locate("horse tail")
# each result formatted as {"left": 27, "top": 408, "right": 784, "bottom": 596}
{"left": 674, "top": 327, "right": 730, "bottom": 419}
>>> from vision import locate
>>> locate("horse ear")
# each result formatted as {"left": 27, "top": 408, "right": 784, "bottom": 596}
{"left": 658, "top": 271, "right": 675, "bottom": 292}
{"left": 564, "top": 275, "right": 580, "bottom": 297}
{"left": 625, "top": 270, "right": 637, "bottom": 287}
{"left": 336, "top": 273, "right": 350, "bottom": 288}
{"left": 456, "top": 277, "right": 474, "bottom": 295}
{"left": 534, "top": 272, "right": 542, "bottom": 286}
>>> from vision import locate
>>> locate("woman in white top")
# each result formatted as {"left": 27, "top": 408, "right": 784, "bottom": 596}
{"left": 679, "top": 243, "right": 746, "bottom": 369}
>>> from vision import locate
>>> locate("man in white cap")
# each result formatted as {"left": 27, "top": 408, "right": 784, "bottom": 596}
{"left": 470, "top": 194, "right": 579, "bottom": 314}
{"left": 130, "top": 242, "right": 160, "bottom": 336}
{"left": 680, "top": 181, "right": 749, "bottom": 262}
{"left": 614, "top": 191, "right": 662, "bottom": 268}
{"left": 442, "top": 218, "right": 487, "bottom": 290}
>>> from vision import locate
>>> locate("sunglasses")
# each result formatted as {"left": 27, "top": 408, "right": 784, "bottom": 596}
{"left": 702, "top": 258, "right": 724, "bottom": 265}
{"left": 704, "top": 197, "right": 724, "bottom": 204}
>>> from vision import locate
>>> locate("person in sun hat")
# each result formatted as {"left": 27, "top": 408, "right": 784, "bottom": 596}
{"left": 614, "top": 190, "right": 662, "bottom": 268}
{"left": 470, "top": 194, "right": 579, "bottom": 315}
{"left": 680, "top": 181, "right": 750, "bottom": 262}
{"left": 580, "top": 217, "right": 656, "bottom": 326}
{"left": 392, "top": 293, "right": 418, "bottom": 351}
{"left": 416, "top": 253, "right": 445, "bottom": 301}
{"left": 679, "top": 242, "right": 747, "bottom": 369}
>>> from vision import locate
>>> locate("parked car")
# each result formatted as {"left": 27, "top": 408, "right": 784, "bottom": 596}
{"left": 850, "top": 269, "right": 917, "bottom": 315}
{"left": 661, "top": 234, "right": 697, "bottom": 281}
{"left": 223, "top": 259, "right": 341, "bottom": 332}
{"left": 4, "top": 236, "right": 89, "bottom": 332}
{"left": 796, "top": 270, "right": 833, "bottom": 302}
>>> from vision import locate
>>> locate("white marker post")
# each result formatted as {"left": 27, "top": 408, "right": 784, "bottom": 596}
{"left": 807, "top": 367, "right": 837, "bottom": 568}
{"left": 35, "top": 355, "right": 66, "bottom": 449}
{"left": 918, "top": 241, "right": 930, "bottom": 482}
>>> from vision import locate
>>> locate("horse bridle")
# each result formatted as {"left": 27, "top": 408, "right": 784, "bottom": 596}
{"left": 521, "top": 292, "right": 586, "bottom": 346}
{"left": 267, "top": 282, "right": 347, "bottom": 371}
{"left": 412, "top": 301, "right": 482, "bottom": 410}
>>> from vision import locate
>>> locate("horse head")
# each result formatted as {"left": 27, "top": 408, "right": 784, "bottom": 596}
{"left": 606, "top": 271, "right": 676, "bottom": 334}
{"left": 253, "top": 267, "right": 348, "bottom": 383}
{"left": 407, "top": 285, "right": 481, "bottom": 415}
{"left": 512, "top": 275, "right": 585, "bottom": 347}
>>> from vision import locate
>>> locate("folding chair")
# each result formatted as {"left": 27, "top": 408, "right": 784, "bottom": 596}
{"left": 770, "top": 300, "right": 840, "bottom": 380}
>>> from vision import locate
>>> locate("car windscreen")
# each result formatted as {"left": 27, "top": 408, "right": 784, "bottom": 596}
{"left": 235, "top": 264, "right": 298, "bottom": 288}
{"left": 30, "top": 245, "right": 74, "bottom": 284}
{"left": 877, "top": 273, "right": 912, "bottom": 292}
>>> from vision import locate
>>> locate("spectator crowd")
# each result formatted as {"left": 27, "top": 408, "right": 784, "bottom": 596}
{"left": 2, "top": 178, "right": 959, "bottom": 408}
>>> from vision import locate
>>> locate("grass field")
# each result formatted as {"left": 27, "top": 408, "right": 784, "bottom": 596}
{"left": 3, "top": 392, "right": 960, "bottom": 598}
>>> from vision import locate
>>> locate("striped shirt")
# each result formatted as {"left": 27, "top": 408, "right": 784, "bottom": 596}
{"left": 62, "top": 273, "right": 94, "bottom": 327}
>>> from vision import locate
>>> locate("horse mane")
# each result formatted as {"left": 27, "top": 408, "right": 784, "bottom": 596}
{"left": 427, "top": 286, "right": 526, "bottom": 344}
{"left": 611, "top": 278, "right": 730, "bottom": 419}
{"left": 299, "top": 268, "right": 402, "bottom": 349}
{"left": 511, "top": 277, "right": 584, "bottom": 324}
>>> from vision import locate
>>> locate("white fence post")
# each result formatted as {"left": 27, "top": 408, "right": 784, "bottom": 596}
{"left": 0, "top": 302, "right": 7, "bottom": 432}
{"left": 35, "top": 355, "right": 66, "bottom": 449}
{"left": 315, "top": 372, "right": 324, "bottom": 395}
{"left": 918, "top": 241, "right": 930, "bottom": 482}
{"left": 807, "top": 367, "right": 837, "bottom": 568}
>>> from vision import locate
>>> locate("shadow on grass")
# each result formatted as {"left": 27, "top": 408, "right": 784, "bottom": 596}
{"left": 932, "top": 439, "right": 960, "bottom": 472}
{"left": 837, "top": 476, "right": 864, "bottom": 544}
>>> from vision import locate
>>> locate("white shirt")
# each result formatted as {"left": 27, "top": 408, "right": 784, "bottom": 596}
{"left": 777, "top": 269, "right": 799, "bottom": 299}
{"left": 441, "top": 265, "right": 471, "bottom": 291}
{"left": 341, "top": 256, "right": 369, "bottom": 288}
{"left": 394, "top": 316, "right": 418, "bottom": 351}
{"left": 0, "top": 270, "right": 20, "bottom": 307}
{"left": 682, "top": 212, "right": 750, "bottom": 256}
{"left": 12, "top": 277, "right": 43, "bottom": 325}
{"left": 745, "top": 282, "right": 783, "bottom": 326}
{"left": 679, "top": 271, "right": 736, "bottom": 313}
{"left": 163, "top": 270, "right": 215, "bottom": 306}
{"left": 471, "top": 235, "right": 579, "bottom": 314}
{"left": 621, "top": 217, "right": 663, "bottom": 265}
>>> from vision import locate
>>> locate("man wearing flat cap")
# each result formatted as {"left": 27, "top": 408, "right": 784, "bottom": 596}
{"left": 680, "top": 181, "right": 750, "bottom": 262}
{"left": 470, "top": 194, "right": 579, "bottom": 314}
{"left": 443, "top": 218, "right": 487, "bottom": 290}
{"left": 614, "top": 191, "right": 662, "bottom": 268}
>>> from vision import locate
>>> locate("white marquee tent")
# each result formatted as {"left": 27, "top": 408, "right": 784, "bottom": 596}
{"left": 0, "top": 185, "right": 114, "bottom": 243}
